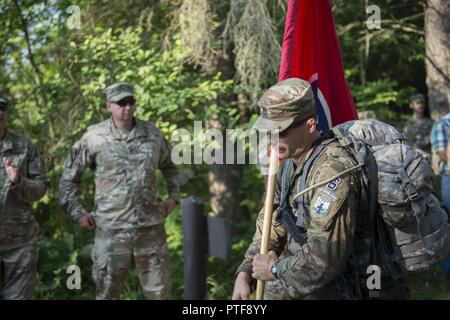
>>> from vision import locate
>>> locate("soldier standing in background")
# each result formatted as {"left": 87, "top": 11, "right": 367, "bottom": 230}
{"left": 0, "top": 97, "right": 47, "bottom": 299}
{"left": 403, "top": 93, "right": 433, "bottom": 154}
{"left": 59, "top": 83, "right": 180, "bottom": 299}
{"left": 431, "top": 98, "right": 450, "bottom": 280}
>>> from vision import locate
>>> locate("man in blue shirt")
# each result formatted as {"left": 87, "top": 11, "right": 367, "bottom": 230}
{"left": 431, "top": 100, "right": 450, "bottom": 280}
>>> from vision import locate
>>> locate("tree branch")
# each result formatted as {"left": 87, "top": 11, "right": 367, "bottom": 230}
{"left": 13, "top": 0, "right": 48, "bottom": 106}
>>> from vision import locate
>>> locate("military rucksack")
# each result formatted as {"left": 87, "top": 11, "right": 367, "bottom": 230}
{"left": 279, "top": 119, "right": 450, "bottom": 276}
{"left": 332, "top": 119, "right": 450, "bottom": 272}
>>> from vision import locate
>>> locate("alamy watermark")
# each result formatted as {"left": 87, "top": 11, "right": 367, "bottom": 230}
{"left": 366, "top": 264, "right": 381, "bottom": 298}
{"left": 170, "top": 121, "right": 279, "bottom": 175}
{"left": 66, "top": 5, "right": 81, "bottom": 30}
{"left": 66, "top": 264, "right": 81, "bottom": 290}
{"left": 366, "top": 5, "right": 381, "bottom": 30}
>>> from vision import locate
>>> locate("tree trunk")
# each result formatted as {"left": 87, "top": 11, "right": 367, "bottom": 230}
{"left": 208, "top": 164, "right": 244, "bottom": 215}
{"left": 201, "top": 1, "right": 248, "bottom": 235}
{"left": 425, "top": 0, "right": 450, "bottom": 120}
{"left": 206, "top": 52, "right": 249, "bottom": 234}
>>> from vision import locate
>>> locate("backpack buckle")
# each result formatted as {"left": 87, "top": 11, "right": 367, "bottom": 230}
{"left": 404, "top": 182, "right": 419, "bottom": 201}
{"left": 397, "top": 168, "right": 419, "bottom": 201}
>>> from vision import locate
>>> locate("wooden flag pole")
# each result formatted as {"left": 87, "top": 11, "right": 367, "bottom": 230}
{"left": 255, "top": 148, "right": 279, "bottom": 300}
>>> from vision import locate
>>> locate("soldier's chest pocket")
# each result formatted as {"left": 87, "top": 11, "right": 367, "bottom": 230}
{"left": 135, "top": 140, "right": 160, "bottom": 170}
{"left": 95, "top": 142, "right": 127, "bottom": 174}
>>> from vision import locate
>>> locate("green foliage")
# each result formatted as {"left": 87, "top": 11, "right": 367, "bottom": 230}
{"left": 350, "top": 78, "right": 415, "bottom": 122}
{"left": 165, "top": 207, "right": 185, "bottom": 299}
{"left": 334, "top": 0, "right": 426, "bottom": 123}
{"left": 406, "top": 266, "right": 450, "bottom": 300}
{"left": 0, "top": 0, "right": 447, "bottom": 300}
{"left": 35, "top": 231, "right": 95, "bottom": 299}
{"left": 2, "top": 1, "right": 237, "bottom": 300}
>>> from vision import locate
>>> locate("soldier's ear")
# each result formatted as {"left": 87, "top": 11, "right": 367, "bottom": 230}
{"left": 305, "top": 118, "right": 317, "bottom": 134}
{"left": 106, "top": 101, "right": 112, "bottom": 111}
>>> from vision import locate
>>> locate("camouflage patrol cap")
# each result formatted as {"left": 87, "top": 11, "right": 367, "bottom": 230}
{"left": 410, "top": 93, "right": 425, "bottom": 103}
{"left": 253, "top": 78, "right": 316, "bottom": 132}
{"left": 104, "top": 82, "right": 134, "bottom": 102}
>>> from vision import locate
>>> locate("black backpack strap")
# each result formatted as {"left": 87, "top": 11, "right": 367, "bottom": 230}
{"left": 279, "top": 159, "right": 294, "bottom": 201}
{"left": 277, "top": 159, "right": 307, "bottom": 246}
{"left": 396, "top": 167, "right": 436, "bottom": 256}
{"left": 365, "top": 149, "right": 379, "bottom": 267}
{"left": 278, "top": 205, "right": 307, "bottom": 246}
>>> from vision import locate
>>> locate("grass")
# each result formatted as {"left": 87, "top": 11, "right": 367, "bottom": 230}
{"left": 406, "top": 265, "right": 450, "bottom": 300}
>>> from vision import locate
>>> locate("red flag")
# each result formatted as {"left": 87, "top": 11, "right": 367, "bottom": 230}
{"left": 279, "top": 0, "right": 357, "bottom": 132}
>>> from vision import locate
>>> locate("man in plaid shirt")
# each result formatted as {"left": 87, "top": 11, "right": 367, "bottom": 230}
{"left": 431, "top": 99, "right": 450, "bottom": 280}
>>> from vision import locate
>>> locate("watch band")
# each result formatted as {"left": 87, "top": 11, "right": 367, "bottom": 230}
{"left": 271, "top": 261, "right": 279, "bottom": 279}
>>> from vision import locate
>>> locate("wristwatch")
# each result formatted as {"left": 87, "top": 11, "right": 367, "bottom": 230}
{"left": 271, "top": 261, "right": 279, "bottom": 279}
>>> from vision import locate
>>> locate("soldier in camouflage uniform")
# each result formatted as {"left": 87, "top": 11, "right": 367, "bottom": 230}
{"left": 59, "top": 83, "right": 180, "bottom": 300}
{"left": 0, "top": 97, "right": 47, "bottom": 299}
{"left": 403, "top": 93, "right": 433, "bottom": 154}
{"left": 232, "top": 79, "right": 409, "bottom": 300}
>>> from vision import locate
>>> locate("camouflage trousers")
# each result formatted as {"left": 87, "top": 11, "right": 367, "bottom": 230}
{"left": 0, "top": 242, "right": 38, "bottom": 300}
{"left": 92, "top": 224, "right": 171, "bottom": 300}
{"left": 263, "top": 275, "right": 410, "bottom": 300}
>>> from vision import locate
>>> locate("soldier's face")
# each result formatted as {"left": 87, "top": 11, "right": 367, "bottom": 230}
{"left": 108, "top": 97, "right": 135, "bottom": 121}
{"left": 277, "top": 118, "right": 317, "bottom": 163}
{"left": 410, "top": 101, "right": 425, "bottom": 115}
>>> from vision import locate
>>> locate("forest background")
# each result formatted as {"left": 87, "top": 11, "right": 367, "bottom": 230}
{"left": 1, "top": 0, "right": 449, "bottom": 299}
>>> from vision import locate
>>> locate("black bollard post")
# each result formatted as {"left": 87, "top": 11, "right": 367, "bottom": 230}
{"left": 182, "top": 196, "right": 207, "bottom": 300}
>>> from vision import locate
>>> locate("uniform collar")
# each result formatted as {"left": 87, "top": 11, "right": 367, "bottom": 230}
{"left": 108, "top": 117, "right": 147, "bottom": 141}
{"left": 129, "top": 118, "right": 148, "bottom": 140}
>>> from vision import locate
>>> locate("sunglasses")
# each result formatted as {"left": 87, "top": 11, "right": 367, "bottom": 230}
{"left": 116, "top": 98, "right": 135, "bottom": 107}
{"left": 0, "top": 102, "right": 8, "bottom": 112}
{"left": 279, "top": 117, "right": 308, "bottom": 138}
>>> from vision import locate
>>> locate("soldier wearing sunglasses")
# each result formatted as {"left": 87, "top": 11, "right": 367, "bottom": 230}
{"left": 60, "top": 83, "right": 179, "bottom": 300}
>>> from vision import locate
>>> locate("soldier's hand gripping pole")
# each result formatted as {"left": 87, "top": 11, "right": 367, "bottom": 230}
{"left": 255, "top": 148, "right": 279, "bottom": 300}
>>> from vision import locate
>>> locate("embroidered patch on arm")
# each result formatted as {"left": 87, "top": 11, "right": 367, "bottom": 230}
{"left": 313, "top": 195, "right": 333, "bottom": 217}
{"left": 327, "top": 178, "right": 342, "bottom": 191}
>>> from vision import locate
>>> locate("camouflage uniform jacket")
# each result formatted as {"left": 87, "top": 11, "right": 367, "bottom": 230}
{"left": 237, "top": 137, "right": 370, "bottom": 299}
{"left": 59, "top": 118, "right": 180, "bottom": 230}
{"left": 0, "top": 131, "right": 47, "bottom": 251}
{"left": 403, "top": 117, "right": 433, "bottom": 153}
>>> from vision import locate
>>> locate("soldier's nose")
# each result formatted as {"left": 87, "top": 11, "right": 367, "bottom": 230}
{"left": 277, "top": 150, "right": 288, "bottom": 160}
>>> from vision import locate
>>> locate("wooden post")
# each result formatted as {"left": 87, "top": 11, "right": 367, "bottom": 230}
{"left": 255, "top": 149, "right": 279, "bottom": 300}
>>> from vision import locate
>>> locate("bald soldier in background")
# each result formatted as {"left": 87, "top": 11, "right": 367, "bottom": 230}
{"left": 0, "top": 97, "right": 47, "bottom": 299}
{"left": 59, "top": 83, "right": 180, "bottom": 299}
{"left": 232, "top": 78, "right": 409, "bottom": 300}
